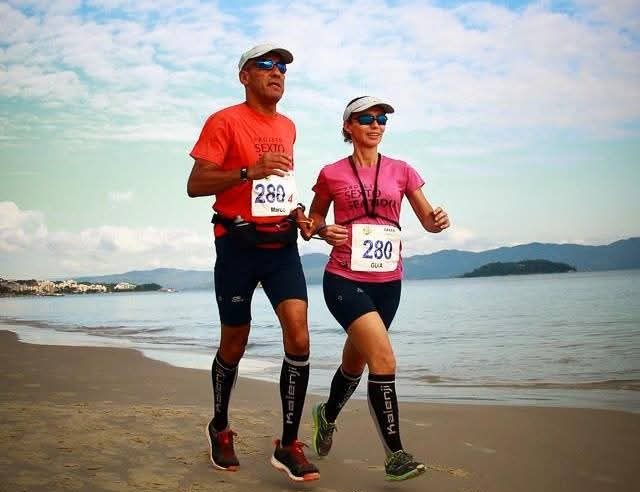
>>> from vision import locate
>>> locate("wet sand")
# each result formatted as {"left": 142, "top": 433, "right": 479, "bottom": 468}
{"left": 1, "top": 330, "right": 638, "bottom": 492}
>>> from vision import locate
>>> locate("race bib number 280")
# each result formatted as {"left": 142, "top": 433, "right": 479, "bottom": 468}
{"left": 251, "top": 173, "right": 297, "bottom": 217}
{"left": 350, "top": 224, "right": 401, "bottom": 272}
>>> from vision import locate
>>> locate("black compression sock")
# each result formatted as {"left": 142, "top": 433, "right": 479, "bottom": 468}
{"left": 279, "top": 352, "right": 310, "bottom": 446}
{"left": 325, "top": 365, "right": 362, "bottom": 423}
{"left": 211, "top": 352, "right": 238, "bottom": 432}
{"left": 367, "top": 373, "right": 403, "bottom": 454}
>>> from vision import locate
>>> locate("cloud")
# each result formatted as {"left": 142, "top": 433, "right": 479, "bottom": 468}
{"left": 0, "top": 201, "right": 630, "bottom": 279}
{"left": 0, "top": 201, "right": 47, "bottom": 252}
{"left": 0, "top": 0, "right": 638, "bottom": 147}
{"left": 108, "top": 191, "right": 133, "bottom": 203}
{"left": 0, "top": 202, "right": 212, "bottom": 277}
{"left": 0, "top": 201, "right": 492, "bottom": 278}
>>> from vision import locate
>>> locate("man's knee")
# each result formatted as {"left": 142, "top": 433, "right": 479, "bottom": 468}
{"left": 219, "top": 325, "right": 250, "bottom": 363}
{"left": 283, "top": 327, "right": 310, "bottom": 355}
{"left": 277, "top": 300, "right": 310, "bottom": 354}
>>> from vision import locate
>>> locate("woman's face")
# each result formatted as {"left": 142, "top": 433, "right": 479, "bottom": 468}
{"left": 344, "top": 106, "right": 387, "bottom": 148}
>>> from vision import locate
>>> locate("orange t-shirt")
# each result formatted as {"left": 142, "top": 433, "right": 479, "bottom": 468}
{"left": 190, "top": 102, "right": 296, "bottom": 236}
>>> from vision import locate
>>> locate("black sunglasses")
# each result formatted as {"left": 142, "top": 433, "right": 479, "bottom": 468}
{"left": 254, "top": 59, "right": 287, "bottom": 74}
{"left": 353, "top": 113, "right": 388, "bottom": 126}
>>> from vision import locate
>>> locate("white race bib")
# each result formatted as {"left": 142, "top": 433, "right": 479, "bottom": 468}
{"left": 350, "top": 224, "right": 401, "bottom": 272}
{"left": 251, "top": 173, "right": 297, "bottom": 217}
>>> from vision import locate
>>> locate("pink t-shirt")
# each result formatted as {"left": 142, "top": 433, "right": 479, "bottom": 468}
{"left": 312, "top": 155, "right": 425, "bottom": 282}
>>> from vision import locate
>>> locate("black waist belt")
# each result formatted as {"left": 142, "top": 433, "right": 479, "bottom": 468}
{"left": 212, "top": 214, "right": 298, "bottom": 247}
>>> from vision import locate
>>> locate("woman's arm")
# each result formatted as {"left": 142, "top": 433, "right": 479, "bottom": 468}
{"left": 406, "top": 187, "right": 450, "bottom": 233}
{"left": 306, "top": 193, "right": 349, "bottom": 245}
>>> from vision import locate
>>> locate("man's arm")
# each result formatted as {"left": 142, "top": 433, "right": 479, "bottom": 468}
{"left": 187, "top": 158, "right": 243, "bottom": 197}
{"left": 187, "top": 153, "right": 294, "bottom": 197}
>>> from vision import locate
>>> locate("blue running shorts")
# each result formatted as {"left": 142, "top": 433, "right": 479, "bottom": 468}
{"left": 214, "top": 235, "right": 308, "bottom": 326}
{"left": 322, "top": 271, "right": 401, "bottom": 331}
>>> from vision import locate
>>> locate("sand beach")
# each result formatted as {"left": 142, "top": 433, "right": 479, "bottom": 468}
{"left": 1, "top": 329, "right": 638, "bottom": 492}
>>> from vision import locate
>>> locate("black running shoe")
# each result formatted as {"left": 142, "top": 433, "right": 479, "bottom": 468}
{"left": 205, "top": 420, "right": 239, "bottom": 471}
{"left": 270, "top": 439, "right": 320, "bottom": 482}
{"left": 311, "top": 402, "right": 337, "bottom": 457}
{"left": 384, "top": 449, "right": 426, "bottom": 481}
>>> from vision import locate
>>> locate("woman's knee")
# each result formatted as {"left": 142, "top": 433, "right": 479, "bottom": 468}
{"left": 342, "top": 345, "right": 367, "bottom": 375}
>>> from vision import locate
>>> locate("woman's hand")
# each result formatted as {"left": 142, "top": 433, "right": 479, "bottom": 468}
{"left": 319, "top": 224, "right": 349, "bottom": 246}
{"left": 431, "top": 207, "right": 450, "bottom": 232}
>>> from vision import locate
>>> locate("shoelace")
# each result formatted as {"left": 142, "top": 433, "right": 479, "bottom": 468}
{"left": 323, "top": 420, "right": 337, "bottom": 433}
{"left": 288, "top": 440, "right": 312, "bottom": 464}
{"left": 387, "top": 450, "right": 413, "bottom": 468}
{"left": 319, "top": 409, "right": 337, "bottom": 433}
{"left": 218, "top": 430, "right": 237, "bottom": 446}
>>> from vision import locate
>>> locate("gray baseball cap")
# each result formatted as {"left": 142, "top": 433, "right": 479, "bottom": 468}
{"left": 343, "top": 96, "right": 395, "bottom": 121}
{"left": 238, "top": 43, "right": 294, "bottom": 70}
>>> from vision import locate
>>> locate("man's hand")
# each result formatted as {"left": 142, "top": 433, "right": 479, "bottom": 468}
{"left": 292, "top": 208, "right": 315, "bottom": 240}
{"left": 248, "top": 153, "right": 292, "bottom": 180}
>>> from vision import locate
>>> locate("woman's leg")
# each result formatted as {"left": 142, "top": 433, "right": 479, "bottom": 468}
{"left": 346, "top": 312, "right": 403, "bottom": 454}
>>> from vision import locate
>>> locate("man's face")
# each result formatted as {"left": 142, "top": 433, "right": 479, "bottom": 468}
{"left": 240, "top": 52, "right": 286, "bottom": 104}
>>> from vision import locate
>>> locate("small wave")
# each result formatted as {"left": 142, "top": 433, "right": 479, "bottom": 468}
{"left": 245, "top": 340, "right": 280, "bottom": 349}
{"left": 421, "top": 375, "right": 450, "bottom": 384}
{"left": 415, "top": 377, "right": 640, "bottom": 391}
{"left": 1, "top": 317, "right": 65, "bottom": 331}
{"left": 556, "top": 357, "right": 577, "bottom": 364}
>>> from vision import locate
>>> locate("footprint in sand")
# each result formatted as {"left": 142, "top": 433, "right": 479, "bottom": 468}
{"left": 427, "top": 464, "right": 470, "bottom": 478}
{"left": 341, "top": 457, "right": 383, "bottom": 472}
{"left": 464, "top": 442, "right": 496, "bottom": 454}
{"left": 343, "top": 458, "right": 368, "bottom": 465}
{"left": 400, "top": 417, "right": 433, "bottom": 428}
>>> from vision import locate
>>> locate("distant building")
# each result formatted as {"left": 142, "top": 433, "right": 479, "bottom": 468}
{"left": 114, "top": 282, "right": 136, "bottom": 291}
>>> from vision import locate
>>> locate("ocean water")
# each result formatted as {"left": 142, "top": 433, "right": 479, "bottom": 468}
{"left": 1, "top": 270, "right": 639, "bottom": 413}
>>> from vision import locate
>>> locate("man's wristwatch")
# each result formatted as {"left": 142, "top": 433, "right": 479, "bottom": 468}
{"left": 239, "top": 167, "right": 249, "bottom": 182}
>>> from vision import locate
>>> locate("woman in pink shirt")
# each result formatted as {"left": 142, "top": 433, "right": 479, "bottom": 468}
{"left": 303, "top": 96, "right": 449, "bottom": 481}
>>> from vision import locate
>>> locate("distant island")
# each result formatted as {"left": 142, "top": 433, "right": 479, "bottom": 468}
{"left": 1, "top": 237, "right": 637, "bottom": 290}
{"left": 0, "top": 278, "right": 163, "bottom": 297}
{"left": 462, "top": 259, "right": 577, "bottom": 278}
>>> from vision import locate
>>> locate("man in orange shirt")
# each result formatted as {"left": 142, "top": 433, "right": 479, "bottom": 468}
{"left": 187, "top": 44, "right": 319, "bottom": 482}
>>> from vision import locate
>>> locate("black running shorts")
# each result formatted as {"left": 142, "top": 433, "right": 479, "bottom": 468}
{"left": 213, "top": 235, "right": 308, "bottom": 326}
{"left": 322, "top": 271, "right": 401, "bottom": 331}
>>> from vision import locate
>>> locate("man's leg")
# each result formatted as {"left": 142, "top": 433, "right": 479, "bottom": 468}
{"left": 208, "top": 236, "right": 256, "bottom": 471}
{"left": 276, "top": 298, "right": 311, "bottom": 445}
{"left": 206, "top": 325, "right": 248, "bottom": 471}
{"left": 260, "top": 245, "right": 319, "bottom": 481}
{"left": 269, "top": 298, "right": 319, "bottom": 481}
{"left": 212, "top": 324, "right": 250, "bottom": 432}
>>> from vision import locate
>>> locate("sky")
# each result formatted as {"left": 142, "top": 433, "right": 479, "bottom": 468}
{"left": 1, "top": 0, "right": 639, "bottom": 279}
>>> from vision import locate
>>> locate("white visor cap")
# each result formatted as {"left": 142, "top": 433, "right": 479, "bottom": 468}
{"left": 342, "top": 96, "right": 395, "bottom": 121}
{"left": 238, "top": 43, "right": 294, "bottom": 70}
